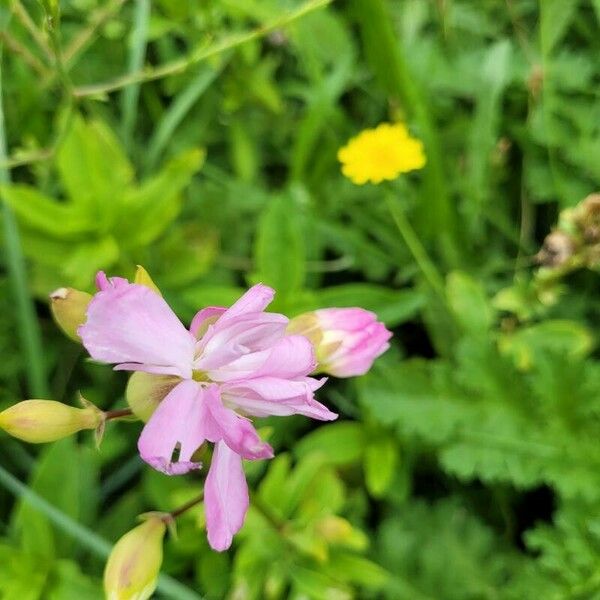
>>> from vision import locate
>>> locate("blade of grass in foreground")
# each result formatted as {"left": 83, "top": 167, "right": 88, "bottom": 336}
{"left": 0, "top": 464, "right": 204, "bottom": 600}
{"left": 0, "top": 34, "right": 48, "bottom": 398}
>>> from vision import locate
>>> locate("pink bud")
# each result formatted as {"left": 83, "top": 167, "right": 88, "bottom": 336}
{"left": 288, "top": 308, "right": 391, "bottom": 377}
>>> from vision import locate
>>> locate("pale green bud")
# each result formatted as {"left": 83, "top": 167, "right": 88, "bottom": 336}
{"left": 104, "top": 517, "right": 166, "bottom": 600}
{"left": 49, "top": 287, "right": 92, "bottom": 342}
{"left": 126, "top": 372, "right": 179, "bottom": 422}
{"left": 0, "top": 400, "right": 103, "bottom": 443}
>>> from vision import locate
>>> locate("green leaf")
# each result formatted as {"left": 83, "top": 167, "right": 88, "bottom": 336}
{"left": 56, "top": 116, "right": 134, "bottom": 215}
{"left": 464, "top": 40, "right": 512, "bottom": 237}
{"left": 290, "top": 566, "right": 352, "bottom": 600}
{"left": 499, "top": 320, "right": 594, "bottom": 370}
{"left": 0, "top": 544, "right": 49, "bottom": 600}
{"left": 446, "top": 271, "right": 494, "bottom": 334}
{"left": 540, "top": 0, "right": 580, "bottom": 54}
{"left": 120, "top": 148, "right": 204, "bottom": 247}
{"left": 295, "top": 422, "right": 366, "bottom": 466}
{"left": 0, "top": 185, "right": 93, "bottom": 238}
{"left": 252, "top": 193, "right": 306, "bottom": 302}
{"left": 326, "top": 553, "right": 390, "bottom": 589}
{"left": 364, "top": 435, "right": 398, "bottom": 498}
{"left": 12, "top": 438, "right": 99, "bottom": 560}
{"left": 377, "top": 498, "right": 522, "bottom": 599}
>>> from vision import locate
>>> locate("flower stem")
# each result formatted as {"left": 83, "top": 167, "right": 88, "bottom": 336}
{"left": 385, "top": 194, "right": 446, "bottom": 300}
{"left": 170, "top": 493, "right": 204, "bottom": 519}
{"left": 104, "top": 408, "right": 134, "bottom": 421}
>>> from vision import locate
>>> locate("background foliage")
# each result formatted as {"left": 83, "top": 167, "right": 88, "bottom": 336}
{"left": 1, "top": 0, "right": 600, "bottom": 598}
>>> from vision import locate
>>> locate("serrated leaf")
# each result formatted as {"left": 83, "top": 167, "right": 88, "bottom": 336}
{"left": 446, "top": 271, "right": 493, "bottom": 334}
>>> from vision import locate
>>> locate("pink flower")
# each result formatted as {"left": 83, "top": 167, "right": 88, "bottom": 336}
{"left": 79, "top": 272, "right": 336, "bottom": 550}
{"left": 288, "top": 308, "right": 392, "bottom": 377}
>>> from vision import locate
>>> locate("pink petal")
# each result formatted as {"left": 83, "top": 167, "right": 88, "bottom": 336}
{"left": 206, "top": 335, "right": 316, "bottom": 383}
{"left": 315, "top": 307, "right": 378, "bottom": 330}
{"left": 327, "top": 322, "right": 392, "bottom": 377}
{"left": 205, "top": 441, "right": 249, "bottom": 551}
{"left": 222, "top": 376, "right": 337, "bottom": 421}
{"left": 79, "top": 277, "right": 196, "bottom": 379}
{"left": 201, "top": 389, "right": 273, "bottom": 460}
{"left": 195, "top": 313, "right": 287, "bottom": 372}
{"left": 219, "top": 284, "right": 275, "bottom": 322}
{"left": 189, "top": 307, "right": 226, "bottom": 338}
{"left": 137, "top": 380, "right": 207, "bottom": 475}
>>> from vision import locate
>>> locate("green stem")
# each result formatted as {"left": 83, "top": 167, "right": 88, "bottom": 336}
{"left": 352, "top": 0, "right": 459, "bottom": 267}
{"left": 385, "top": 194, "right": 446, "bottom": 299}
{"left": 73, "top": 0, "right": 333, "bottom": 98}
{"left": 0, "top": 464, "right": 204, "bottom": 600}
{"left": 0, "top": 40, "right": 48, "bottom": 398}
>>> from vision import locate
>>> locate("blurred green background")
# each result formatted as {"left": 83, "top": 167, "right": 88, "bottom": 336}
{"left": 2, "top": 0, "right": 600, "bottom": 598}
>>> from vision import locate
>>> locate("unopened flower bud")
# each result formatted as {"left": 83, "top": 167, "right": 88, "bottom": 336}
{"left": 0, "top": 400, "right": 103, "bottom": 443}
{"left": 49, "top": 287, "right": 92, "bottom": 342}
{"left": 288, "top": 308, "right": 392, "bottom": 377}
{"left": 104, "top": 517, "right": 166, "bottom": 600}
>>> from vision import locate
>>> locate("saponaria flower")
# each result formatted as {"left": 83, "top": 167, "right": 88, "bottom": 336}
{"left": 79, "top": 272, "right": 336, "bottom": 550}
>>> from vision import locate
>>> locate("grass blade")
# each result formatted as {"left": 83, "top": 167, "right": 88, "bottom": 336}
{"left": 121, "top": 0, "right": 151, "bottom": 149}
{"left": 144, "top": 62, "right": 224, "bottom": 172}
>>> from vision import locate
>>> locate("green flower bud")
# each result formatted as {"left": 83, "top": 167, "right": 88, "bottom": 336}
{"left": 104, "top": 517, "right": 166, "bottom": 600}
{"left": 49, "top": 287, "right": 92, "bottom": 342}
{"left": 0, "top": 400, "right": 103, "bottom": 443}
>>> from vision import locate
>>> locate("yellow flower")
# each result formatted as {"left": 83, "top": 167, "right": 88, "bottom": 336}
{"left": 337, "top": 123, "right": 426, "bottom": 185}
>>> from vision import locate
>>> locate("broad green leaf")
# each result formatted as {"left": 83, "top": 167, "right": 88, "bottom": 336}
{"left": 45, "top": 560, "right": 102, "bottom": 600}
{"left": 0, "top": 185, "right": 93, "bottom": 238}
{"left": 56, "top": 116, "right": 134, "bottom": 215}
{"left": 0, "top": 544, "right": 49, "bottom": 600}
{"left": 290, "top": 566, "right": 352, "bottom": 600}
{"left": 120, "top": 148, "right": 204, "bottom": 247}
{"left": 12, "top": 438, "right": 99, "bottom": 560}
{"left": 326, "top": 553, "right": 390, "bottom": 589}
{"left": 364, "top": 436, "right": 398, "bottom": 498}
{"left": 252, "top": 193, "right": 306, "bottom": 301}
{"left": 61, "top": 236, "right": 120, "bottom": 288}
{"left": 295, "top": 422, "right": 365, "bottom": 466}
{"left": 446, "top": 271, "right": 494, "bottom": 335}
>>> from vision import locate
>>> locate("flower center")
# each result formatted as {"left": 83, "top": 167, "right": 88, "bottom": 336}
{"left": 192, "top": 370, "right": 210, "bottom": 383}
